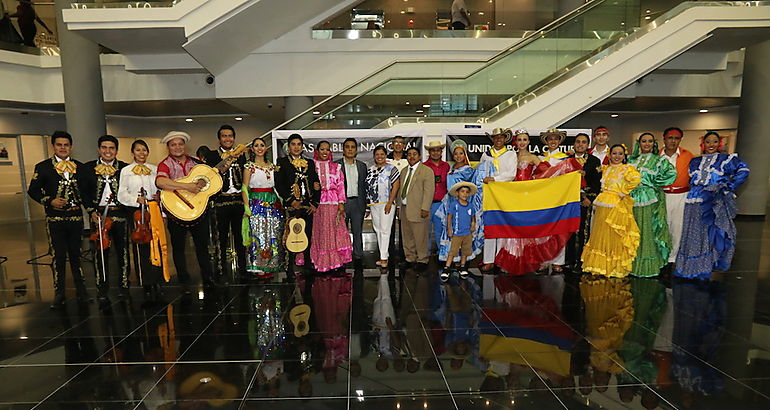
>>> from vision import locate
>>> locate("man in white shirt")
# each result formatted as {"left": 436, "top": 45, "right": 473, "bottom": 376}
{"left": 337, "top": 138, "right": 368, "bottom": 267}
{"left": 479, "top": 128, "right": 517, "bottom": 272}
{"left": 588, "top": 126, "right": 610, "bottom": 165}
{"left": 659, "top": 127, "right": 694, "bottom": 265}
{"left": 451, "top": 0, "right": 471, "bottom": 30}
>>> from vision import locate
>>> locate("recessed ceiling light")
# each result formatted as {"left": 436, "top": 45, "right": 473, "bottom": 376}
{"left": 610, "top": 114, "right": 619, "bottom": 118}
{"left": 185, "top": 118, "right": 193, "bottom": 122}
{"left": 234, "top": 117, "right": 243, "bottom": 121}
{"left": 312, "top": 111, "right": 321, "bottom": 115}
{"left": 415, "top": 109, "right": 424, "bottom": 113}
{"left": 405, "top": 101, "right": 410, "bottom": 105}
{"left": 644, "top": 16, "right": 651, "bottom": 20}
{"left": 699, "top": 109, "right": 709, "bottom": 113}
{"left": 422, "top": 104, "right": 430, "bottom": 108}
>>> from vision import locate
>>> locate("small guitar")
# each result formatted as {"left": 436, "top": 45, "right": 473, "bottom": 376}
{"left": 285, "top": 217, "right": 309, "bottom": 253}
{"left": 160, "top": 144, "right": 248, "bottom": 221}
{"left": 289, "top": 283, "right": 311, "bottom": 338}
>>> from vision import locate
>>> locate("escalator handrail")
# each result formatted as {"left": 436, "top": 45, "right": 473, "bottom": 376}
{"left": 258, "top": 0, "right": 609, "bottom": 138}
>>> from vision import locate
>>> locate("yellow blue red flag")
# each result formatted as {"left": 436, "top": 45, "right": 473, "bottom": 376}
{"left": 483, "top": 171, "right": 581, "bottom": 238}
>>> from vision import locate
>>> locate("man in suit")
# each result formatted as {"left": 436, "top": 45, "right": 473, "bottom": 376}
{"left": 27, "top": 131, "right": 90, "bottom": 308}
{"left": 80, "top": 135, "right": 129, "bottom": 307}
{"left": 566, "top": 133, "right": 602, "bottom": 270}
{"left": 204, "top": 125, "right": 247, "bottom": 279}
{"left": 275, "top": 134, "right": 321, "bottom": 275}
{"left": 398, "top": 147, "right": 435, "bottom": 270}
{"left": 336, "top": 138, "right": 368, "bottom": 268}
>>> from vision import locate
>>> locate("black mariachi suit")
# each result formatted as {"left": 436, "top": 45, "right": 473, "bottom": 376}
{"left": 80, "top": 159, "right": 130, "bottom": 295}
{"left": 27, "top": 157, "right": 88, "bottom": 297}
{"left": 204, "top": 148, "right": 247, "bottom": 277}
{"left": 565, "top": 153, "right": 602, "bottom": 269}
{"left": 274, "top": 155, "right": 321, "bottom": 273}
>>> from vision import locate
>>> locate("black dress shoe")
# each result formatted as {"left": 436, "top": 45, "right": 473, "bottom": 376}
{"left": 49, "top": 293, "right": 65, "bottom": 310}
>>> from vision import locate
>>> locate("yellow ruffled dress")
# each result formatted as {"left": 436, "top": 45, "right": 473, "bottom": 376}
{"left": 581, "top": 164, "right": 641, "bottom": 278}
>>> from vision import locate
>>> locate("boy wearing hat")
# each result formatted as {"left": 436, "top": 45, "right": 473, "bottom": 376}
{"left": 155, "top": 131, "right": 216, "bottom": 290}
{"left": 588, "top": 126, "right": 610, "bottom": 165}
{"left": 441, "top": 181, "right": 477, "bottom": 281}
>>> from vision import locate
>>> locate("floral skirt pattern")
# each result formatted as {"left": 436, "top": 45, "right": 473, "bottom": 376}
{"left": 244, "top": 191, "right": 284, "bottom": 274}
{"left": 310, "top": 203, "right": 353, "bottom": 272}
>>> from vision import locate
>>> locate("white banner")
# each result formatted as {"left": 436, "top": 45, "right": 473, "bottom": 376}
{"left": 271, "top": 129, "right": 426, "bottom": 167}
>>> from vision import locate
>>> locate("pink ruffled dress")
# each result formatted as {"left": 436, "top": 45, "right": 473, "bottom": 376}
{"left": 310, "top": 151, "right": 353, "bottom": 272}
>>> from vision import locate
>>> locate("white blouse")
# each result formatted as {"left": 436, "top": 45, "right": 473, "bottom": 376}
{"left": 247, "top": 164, "right": 276, "bottom": 189}
{"left": 118, "top": 162, "right": 158, "bottom": 207}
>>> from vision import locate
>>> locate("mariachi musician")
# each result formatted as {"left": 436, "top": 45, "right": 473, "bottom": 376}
{"left": 203, "top": 125, "right": 248, "bottom": 279}
{"left": 566, "top": 133, "right": 602, "bottom": 270}
{"left": 27, "top": 131, "right": 90, "bottom": 308}
{"left": 117, "top": 139, "right": 163, "bottom": 304}
{"left": 80, "top": 135, "right": 129, "bottom": 307}
{"left": 275, "top": 134, "right": 321, "bottom": 275}
{"left": 155, "top": 131, "right": 216, "bottom": 290}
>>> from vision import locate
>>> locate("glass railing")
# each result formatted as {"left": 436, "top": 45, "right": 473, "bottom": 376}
{"left": 69, "top": 1, "right": 179, "bottom": 9}
{"left": 270, "top": 0, "right": 766, "bottom": 134}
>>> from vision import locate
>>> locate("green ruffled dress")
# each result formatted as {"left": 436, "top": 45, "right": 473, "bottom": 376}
{"left": 628, "top": 152, "right": 677, "bottom": 277}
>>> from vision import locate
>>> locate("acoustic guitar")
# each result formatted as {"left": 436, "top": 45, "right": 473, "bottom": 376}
{"left": 285, "top": 217, "right": 309, "bottom": 253}
{"left": 289, "top": 282, "right": 311, "bottom": 338}
{"left": 160, "top": 144, "right": 248, "bottom": 221}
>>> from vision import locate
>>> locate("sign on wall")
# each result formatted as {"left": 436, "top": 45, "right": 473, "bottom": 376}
{"left": 272, "top": 129, "right": 425, "bottom": 167}
{"left": 444, "top": 128, "right": 592, "bottom": 163}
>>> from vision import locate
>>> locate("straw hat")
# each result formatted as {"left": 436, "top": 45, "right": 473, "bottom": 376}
{"left": 539, "top": 128, "right": 567, "bottom": 145}
{"left": 424, "top": 140, "right": 446, "bottom": 150}
{"left": 449, "top": 181, "right": 478, "bottom": 197}
{"left": 485, "top": 127, "right": 513, "bottom": 144}
{"left": 161, "top": 130, "right": 191, "bottom": 145}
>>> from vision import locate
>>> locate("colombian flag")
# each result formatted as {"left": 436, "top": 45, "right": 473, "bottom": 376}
{"left": 483, "top": 172, "right": 581, "bottom": 239}
{"left": 480, "top": 308, "right": 574, "bottom": 376}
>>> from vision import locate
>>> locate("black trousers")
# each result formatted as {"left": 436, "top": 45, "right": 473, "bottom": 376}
{"left": 126, "top": 207, "right": 163, "bottom": 290}
{"left": 48, "top": 217, "right": 86, "bottom": 295}
{"left": 389, "top": 211, "right": 405, "bottom": 261}
{"left": 214, "top": 200, "right": 246, "bottom": 276}
{"left": 94, "top": 211, "right": 129, "bottom": 294}
{"left": 167, "top": 216, "right": 214, "bottom": 284}
{"left": 565, "top": 204, "right": 593, "bottom": 269}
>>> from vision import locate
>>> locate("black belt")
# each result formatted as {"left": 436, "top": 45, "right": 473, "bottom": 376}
{"left": 432, "top": 199, "right": 441, "bottom": 203}
{"left": 347, "top": 196, "right": 358, "bottom": 199}
{"left": 97, "top": 206, "right": 121, "bottom": 211}
{"left": 220, "top": 192, "right": 241, "bottom": 196}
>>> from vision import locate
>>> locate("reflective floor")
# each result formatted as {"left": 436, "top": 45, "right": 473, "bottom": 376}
{"left": 0, "top": 217, "right": 769, "bottom": 409}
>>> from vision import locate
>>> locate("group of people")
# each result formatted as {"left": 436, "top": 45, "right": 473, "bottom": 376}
{"left": 27, "top": 123, "right": 749, "bottom": 310}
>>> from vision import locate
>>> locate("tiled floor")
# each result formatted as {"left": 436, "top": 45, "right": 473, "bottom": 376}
{"left": 0, "top": 218, "right": 769, "bottom": 409}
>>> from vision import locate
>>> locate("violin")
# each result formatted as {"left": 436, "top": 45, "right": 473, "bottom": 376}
{"left": 131, "top": 188, "right": 152, "bottom": 244}
{"left": 90, "top": 194, "right": 115, "bottom": 250}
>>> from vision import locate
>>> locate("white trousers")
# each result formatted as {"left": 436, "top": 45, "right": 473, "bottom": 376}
{"left": 665, "top": 192, "right": 687, "bottom": 263}
{"left": 483, "top": 238, "right": 504, "bottom": 264}
{"left": 371, "top": 203, "right": 395, "bottom": 260}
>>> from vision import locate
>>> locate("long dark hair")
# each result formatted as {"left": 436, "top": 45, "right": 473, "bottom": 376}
{"left": 248, "top": 137, "right": 270, "bottom": 163}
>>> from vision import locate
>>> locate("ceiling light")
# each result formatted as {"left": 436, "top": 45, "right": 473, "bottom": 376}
{"left": 400, "top": 10, "right": 405, "bottom": 14}
{"left": 415, "top": 110, "right": 424, "bottom": 113}
{"left": 185, "top": 118, "right": 193, "bottom": 122}
{"left": 422, "top": 104, "right": 430, "bottom": 108}
{"left": 405, "top": 101, "right": 410, "bottom": 105}
{"left": 700, "top": 109, "right": 709, "bottom": 113}
{"left": 644, "top": 16, "right": 651, "bottom": 20}
{"left": 646, "top": 9, "right": 651, "bottom": 13}
{"left": 478, "top": 12, "right": 484, "bottom": 16}
{"left": 610, "top": 114, "right": 619, "bottom": 118}
{"left": 312, "top": 111, "right": 321, "bottom": 115}
{"left": 234, "top": 117, "right": 243, "bottom": 121}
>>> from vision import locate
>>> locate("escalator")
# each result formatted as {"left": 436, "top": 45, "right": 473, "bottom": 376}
{"left": 269, "top": 0, "right": 770, "bottom": 134}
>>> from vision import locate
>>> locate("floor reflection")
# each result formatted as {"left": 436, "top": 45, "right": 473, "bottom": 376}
{"left": 0, "top": 217, "right": 769, "bottom": 408}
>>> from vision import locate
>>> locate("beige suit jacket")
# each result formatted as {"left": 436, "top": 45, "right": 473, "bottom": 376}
{"left": 398, "top": 163, "right": 435, "bottom": 223}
